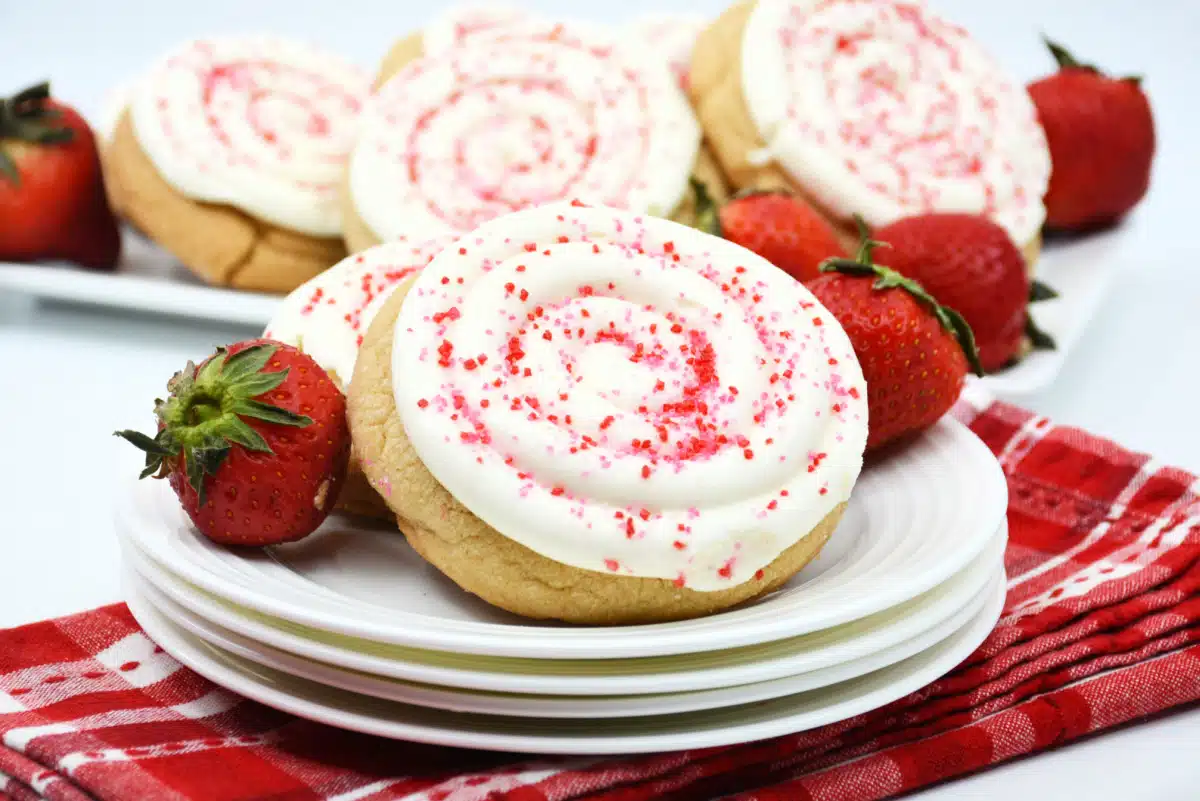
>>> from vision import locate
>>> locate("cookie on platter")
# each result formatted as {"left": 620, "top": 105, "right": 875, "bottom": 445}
{"left": 343, "top": 8, "right": 727, "bottom": 254}
{"left": 348, "top": 203, "right": 868, "bottom": 624}
{"left": 104, "top": 36, "right": 370, "bottom": 292}
{"left": 689, "top": 0, "right": 1050, "bottom": 265}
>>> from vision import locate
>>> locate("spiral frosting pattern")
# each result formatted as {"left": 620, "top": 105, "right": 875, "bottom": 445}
{"left": 266, "top": 238, "right": 451, "bottom": 384}
{"left": 741, "top": 0, "right": 1050, "bottom": 245}
{"left": 349, "top": 20, "right": 700, "bottom": 243}
{"left": 392, "top": 204, "right": 868, "bottom": 591}
{"left": 130, "top": 36, "right": 369, "bottom": 236}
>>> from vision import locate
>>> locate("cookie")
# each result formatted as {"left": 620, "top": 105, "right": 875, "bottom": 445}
{"left": 348, "top": 203, "right": 868, "bottom": 624}
{"left": 344, "top": 13, "right": 727, "bottom": 255}
{"left": 265, "top": 238, "right": 450, "bottom": 517}
{"left": 103, "top": 36, "right": 370, "bottom": 292}
{"left": 690, "top": 0, "right": 1049, "bottom": 266}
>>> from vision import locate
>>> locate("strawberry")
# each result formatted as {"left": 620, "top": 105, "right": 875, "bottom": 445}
{"left": 116, "top": 340, "right": 350, "bottom": 546}
{"left": 0, "top": 82, "right": 121, "bottom": 269}
{"left": 806, "top": 235, "right": 982, "bottom": 452}
{"left": 872, "top": 213, "right": 1046, "bottom": 373}
{"left": 694, "top": 181, "right": 846, "bottom": 283}
{"left": 1028, "top": 39, "right": 1155, "bottom": 231}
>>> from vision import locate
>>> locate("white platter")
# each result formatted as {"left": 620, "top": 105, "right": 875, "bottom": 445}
{"left": 126, "top": 560, "right": 1002, "bottom": 718}
{"left": 120, "top": 524, "right": 1005, "bottom": 696}
{"left": 0, "top": 231, "right": 278, "bottom": 327}
{"left": 115, "top": 417, "right": 1007, "bottom": 660}
{"left": 125, "top": 571, "right": 1005, "bottom": 754}
{"left": 0, "top": 225, "right": 1125, "bottom": 392}
{"left": 971, "top": 229, "right": 1127, "bottom": 398}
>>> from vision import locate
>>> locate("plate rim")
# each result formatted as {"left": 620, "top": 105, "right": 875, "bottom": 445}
{"left": 119, "top": 524, "right": 1006, "bottom": 695}
{"left": 124, "top": 570, "right": 1006, "bottom": 755}
{"left": 126, "top": 562, "right": 1002, "bottom": 718}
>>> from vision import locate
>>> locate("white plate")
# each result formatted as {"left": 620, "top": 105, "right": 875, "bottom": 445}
{"left": 976, "top": 229, "right": 1126, "bottom": 398}
{"left": 119, "top": 524, "right": 1005, "bottom": 696}
{"left": 1, "top": 225, "right": 1125, "bottom": 382}
{"left": 126, "top": 560, "right": 1002, "bottom": 718}
{"left": 115, "top": 417, "right": 1007, "bottom": 660}
{"left": 124, "top": 570, "right": 1005, "bottom": 754}
{"left": 0, "top": 231, "right": 278, "bottom": 327}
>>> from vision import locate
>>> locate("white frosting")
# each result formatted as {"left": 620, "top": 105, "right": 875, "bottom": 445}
{"left": 129, "top": 36, "right": 370, "bottom": 237}
{"left": 350, "top": 19, "right": 701, "bottom": 243}
{"left": 422, "top": 3, "right": 532, "bottom": 52}
{"left": 741, "top": 0, "right": 1050, "bottom": 245}
{"left": 392, "top": 203, "right": 868, "bottom": 591}
{"left": 629, "top": 12, "right": 708, "bottom": 90}
{"left": 265, "top": 238, "right": 449, "bottom": 384}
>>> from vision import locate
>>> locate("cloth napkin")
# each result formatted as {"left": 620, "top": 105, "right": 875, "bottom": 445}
{"left": 2, "top": 396, "right": 1199, "bottom": 801}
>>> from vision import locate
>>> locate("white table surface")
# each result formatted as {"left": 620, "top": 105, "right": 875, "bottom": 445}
{"left": 2, "top": 0, "right": 1199, "bottom": 797}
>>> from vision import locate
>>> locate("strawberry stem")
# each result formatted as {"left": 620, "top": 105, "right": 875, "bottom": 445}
{"left": 819, "top": 227, "right": 985, "bottom": 377}
{"left": 0, "top": 81, "right": 75, "bottom": 186}
{"left": 688, "top": 177, "right": 721, "bottom": 237}
{"left": 115, "top": 343, "right": 312, "bottom": 503}
{"left": 1043, "top": 36, "right": 1098, "bottom": 73}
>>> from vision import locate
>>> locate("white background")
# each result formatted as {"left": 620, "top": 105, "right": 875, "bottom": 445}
{"left": 1, "top": 0, "right": 1198, "bottom": 797}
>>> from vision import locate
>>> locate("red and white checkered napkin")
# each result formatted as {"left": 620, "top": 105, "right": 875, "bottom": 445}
{"left": 2, "top": 397, "right": 1199, "bottom": 801}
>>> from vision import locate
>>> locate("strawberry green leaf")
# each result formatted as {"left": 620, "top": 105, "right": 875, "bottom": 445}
{"left": 196, "top": 348, "right": 227, "bottom": 386}
{"left": 1029, "top": 279, "right": 1059, "bottom": 303}
{"left": 113, "top": 429, "right": 174, "bottom": 455}
{"left": 222, "top": 416, "right": 273, "bottom": 453}
{"left": 1026, "top": 314, "right": 1057, "bottom": 350}
{"left": 230, "top": 398, "right": 312, "bottom": 427}
{"left": 688, "top": 177, "right": 721, "bottom": 237}
{"left": 0, "top": 149, "right": 18, "bottom": 185}
{"left": 1044, "top": 36, "right": 1098, "bottom": 73}
{"left": 222, "top": 343, "right": 277, "bottom": 381}
{"left": 228, "top": 369, "right": 288, "bottom": 400}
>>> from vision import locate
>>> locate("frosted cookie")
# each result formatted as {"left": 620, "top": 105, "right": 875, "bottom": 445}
{"left": 265, "top": 238, "right": 450, "bottom": 517}
{"left": 344, "top": 15, "right": 727, "bottom": 255}
{"left": 348, "top": 203, "right": 868, "bottom": 624}
{"left": 104, "top": 36, "right": 370, "bottom": 292}
{"left": 630, "top": 12, "right": 708, "bottom": 91}
{"left": 690, "top": 0, "right": 1050, "bottom": 264}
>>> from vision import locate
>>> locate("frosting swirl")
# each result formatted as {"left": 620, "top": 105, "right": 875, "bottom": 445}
{"left": 741, "top": 0, "right": 1050, "bottom": 245}
{"left": 349, "top": 20, "right": 700, "bottom": 243}
{"left": 266, "top": 238, "right": 450, "bottom": 384}
{"left": 392, "top": 203, "right": 867, "bottom": 591}
{"left": 130, "top": 36, "right": 369, "bottom": 236}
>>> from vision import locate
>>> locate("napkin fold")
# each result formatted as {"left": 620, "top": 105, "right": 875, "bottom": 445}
{"left": 1, "top": 397, "right": 1198, "bottom": 801}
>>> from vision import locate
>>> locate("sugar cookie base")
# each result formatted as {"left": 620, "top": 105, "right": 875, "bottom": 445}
{"left": 105, "top": 112, "right": 346, "bottom": 292}
{"left": 347, "top": 286, "right": 845, "bottom": 625}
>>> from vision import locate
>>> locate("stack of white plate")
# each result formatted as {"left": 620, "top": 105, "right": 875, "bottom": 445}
{"left": 115, "top": 417, "right": 1008, "bottom": 755}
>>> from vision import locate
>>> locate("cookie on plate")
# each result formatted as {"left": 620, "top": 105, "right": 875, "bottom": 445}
{"left": 264, "top": 237, "right": 450, "bottom": 518}
{"left": 348, "top": 203, "right": 868, "bottom": 624}
{"left": 689, "top": 0, "right": 1050, "bottom": 265}
{"left": 104, "top": 36, "right": 370, "bottom": 292}
{"left": 343, "top": 8, "right": 728, "bottom": 254}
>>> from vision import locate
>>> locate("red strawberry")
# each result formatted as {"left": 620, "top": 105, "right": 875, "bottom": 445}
{"left": 806, "top": 237, "right": 982, "bottom": 452}
{"left": 116, "top": 340, "right": 350, "bottom": 546}
{"left": 872, "top": 213, "right": 1038, "bottom": 372}
{"left": 695, "top": 182, "right": 847, "bottom": 283}
{"left": 0, "top": 82, "right": 121, "bottom": 269}
{"left": 1028, "top": 39, "right": 1155, "bottom": 231}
